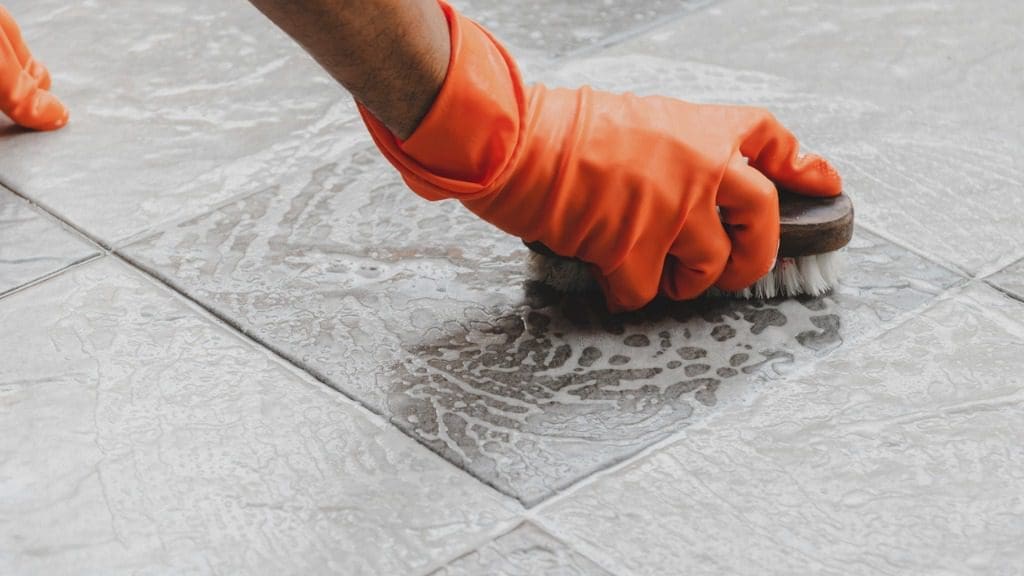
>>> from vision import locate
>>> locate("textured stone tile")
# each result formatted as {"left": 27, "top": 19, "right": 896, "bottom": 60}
{"left": 123, "top": 137, "right": 961, "bottom": 504}
{"left": 448, "top": 0, "right": 712, "bottom": 60}
{"left": 823, "top": 121, "right": 1023, "bottom": 276}
{"left": 0, "top": 0, "right": 358, "bottom": 246}
{"left": 586, "top": 0, "right": 1024, "bottom": 274}
{"left": 612, "top": 0, "right": 1024, "bottom": 133}
{"left": 431, "top": 523, "right": 611, "bottom": 576}
{"left": 989, "top": 258, "right": 1024, "bottom": 303}
{"left": 539, "top": 285, "right": 1024, "bottom": 576}
{"left": 0, "top": 258, "right": 518, "bottom": 575}
{"left": 0, "top": 187, "right": 97, "bottom": 296}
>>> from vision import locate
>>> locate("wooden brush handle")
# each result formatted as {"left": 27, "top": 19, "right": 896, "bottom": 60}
{"left": 778, "top": 191, "right": 854, "bottom": 257}
{"left": 526, "top": 192, "right": 855, "bottom": 260}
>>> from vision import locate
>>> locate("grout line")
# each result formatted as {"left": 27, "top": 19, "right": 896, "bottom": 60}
{"left": 0, "top": 181, "right": 112, "bottom": 301}
{"left": 855, "top": 220, "right": 971, "bottom": 279}
{"left": 977, "top": 252, "right": 1024, "bottom": 282}
{"left": 855, "top": 220, "right": 1024, "bottom": 288}
{"left": 0, "top": 179, "right": 111, "bottom": 251}
{"left": 114, "top": 252, "right": 387, "bottom": 417}
{"left": 986, "top": 281, "right": 1024, "bottom": 306}
{"left": 413, "top": 517, "right": 631, "bottom": 576}
{"left": 3, "top": 115, "right": 367, "bottom": 254}
{"left": 528, "top": 515, "right": 638, "bottom": 576}
{"left": 0, "top": 253, "right": 106, "bottom": 302}
{"left": 109, "top": 184, "right": 275, "bottom": 251}
{"left": 413, "top": 519, "right": 528, "bottom": 576}
{"left": 110, "top": 115, "right": 367, "bottom": 251}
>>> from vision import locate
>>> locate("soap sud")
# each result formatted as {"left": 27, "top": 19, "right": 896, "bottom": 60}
{"left": 527, "top": 251, "right": 846, "bottom": 300}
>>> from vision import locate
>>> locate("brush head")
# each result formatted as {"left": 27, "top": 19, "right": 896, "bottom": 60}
{"left": 777, "top": 190, "right": 854, "bottom": 257}
{"left": 525, "top": 191, "right": 855, "bottom": 300}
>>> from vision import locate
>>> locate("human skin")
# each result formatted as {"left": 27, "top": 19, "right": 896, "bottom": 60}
{"left": 248, "top": 0, "right": 450, "bottom": 140}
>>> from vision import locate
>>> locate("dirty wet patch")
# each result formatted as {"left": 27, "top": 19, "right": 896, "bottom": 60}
{"left": 388, "top": 287, "right": 844, "bottom": 504}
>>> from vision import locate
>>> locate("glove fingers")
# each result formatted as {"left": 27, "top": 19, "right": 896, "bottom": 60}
{"left": 5, "top": 83, "right": 69, "bottom": 130}
{"left": 0, "top": 7, "right": 51, "bottom": 89}
{"left": 660, "top": 204, "right": 731, "bottom": 301}
{"left": 715, "top": 152, "right": 780, "bottom": 292}
{"left": 0, "top": 6, "right": 30, "bottom": 69}
{"left": 0, "top": 25, "right": 66, "bottom": 131}
{"left": 739, "top": 111, "right": 842, "bottom": 198}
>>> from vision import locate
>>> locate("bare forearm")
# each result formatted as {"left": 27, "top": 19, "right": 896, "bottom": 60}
{"left": 249, "top": 0, "right": 450, "bottom": 139}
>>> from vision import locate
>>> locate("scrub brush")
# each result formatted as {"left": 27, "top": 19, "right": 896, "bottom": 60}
{"left": 525, "top": 190, "right": 855, "bottom": 300}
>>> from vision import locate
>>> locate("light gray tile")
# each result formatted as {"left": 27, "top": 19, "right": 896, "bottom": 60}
{"left": 448, "top": 0, "right": 712, "bottom": 60}
{"left": 0, "top": 187, "right": 97, "bottom": 295}
{"left": 582, "top": 0, "right": 1024, "bottom": 275}
{"left": 611, "top": 0, "right": 1024, "bottom": 134}
{"left": 432, "top": 523, "right": 611, "bottom": 576}
{"left": 539, "top": 284, "right": 1024, "bottom": 576}
{"left": 0, "top": 258, "right": 519, "bottom": 576}
{"left": 989, "top": 258, "right": 1024, "bottom": 303}
{"left": 123, "top": 138, "right": 961, "bottom": 504}
{"left": 0, "top": 0, "right": 358, "bottom": 246}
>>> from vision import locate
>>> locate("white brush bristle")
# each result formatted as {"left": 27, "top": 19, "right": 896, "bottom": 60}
{"left": 527, "top": 251, "right": 847, "bottom": 300}
{"left": 718, "top": 252, "right": 846, "bottom": 299}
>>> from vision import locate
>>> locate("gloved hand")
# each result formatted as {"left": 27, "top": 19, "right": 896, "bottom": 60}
{"left": 0, "top": 5, "right": 68, "bottom": 131}
{"left": 359, "top": 1, "right": 841, "bottom": 312}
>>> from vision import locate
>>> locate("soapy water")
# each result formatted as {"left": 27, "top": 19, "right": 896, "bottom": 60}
{"left": 386, "top": 282, "right": 842, "bottom": 499}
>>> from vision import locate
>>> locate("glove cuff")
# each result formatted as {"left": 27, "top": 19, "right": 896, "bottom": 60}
{"left": 357, "top": 1, "right": 527, "bottom": 201}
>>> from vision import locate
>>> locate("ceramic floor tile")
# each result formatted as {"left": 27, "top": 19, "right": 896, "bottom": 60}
{"left": 123, "top": 139, "right": 961, "bottom": 504}
{"left": 539, "top": 284, "right": 1024, "bottom": 576}
{"left": 431, "top": 523, "right": 611, "bottom": 576}
{"left": 0, "top": 258, "right": 519, "bottom": 576}
{"left": 447, "top": 0, "right": 712, "bottom": 61}
{"left": 0, "top": 187, "right": 97, "bottom": 296}
{"left": 989, "top": 258, "right": 1024, "bottom": 303}
{"left": 0, "top": 0, "right": 358, "bottom": 246}
{"left": 582, "top": 0, "right": 1024, "bottom": 275}
{"left": 610, "top": 0, "right": 1024, "bottom": 134}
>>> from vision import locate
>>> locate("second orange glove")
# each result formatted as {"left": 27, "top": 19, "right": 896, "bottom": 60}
{"left": 360, "top": 1, "right": 841, "bottom": 312}
{"left": 0, "top": 5, "right": 67, "bottom": 131}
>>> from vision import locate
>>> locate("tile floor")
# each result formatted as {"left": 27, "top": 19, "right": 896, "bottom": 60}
{"left": 2, "top": 0, "right": 1022, "bottom": 574}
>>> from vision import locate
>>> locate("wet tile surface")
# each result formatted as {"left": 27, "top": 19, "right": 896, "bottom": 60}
{"left": 0, "top": 258, "right": 518, "bottom": 576}
{"left": 0, "top": 0, "right": 358, "bottom": 246}
{"left": 989, "top": 258, "right": 1024, "bottom": 303}
{"left": 591, "top": 0, "right": 1024, "bottom": 275}
{"left": 449, "top": 0, "right": 712, "bottom": 60}
{"left": 124, "top": 138, "right": 961, "bottom": 504}
{"left": 3, "top": 0, "right": 1021, "bottom": 572}
{"left": 0, "top": 187, "right": 97, "bottom": 296}
{"left": 539, "top": 285, "right": 1024, "bottom": 576}
{"left": 432, "top": 523, "right": 610, "bottom": 576}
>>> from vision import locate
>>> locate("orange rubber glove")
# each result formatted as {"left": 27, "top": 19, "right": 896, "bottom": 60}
{"left": 359, "top": 2, "right": 841, "bottom": 312}
{"left": 0, "top": 5, "right": 67, "bottom": 131}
